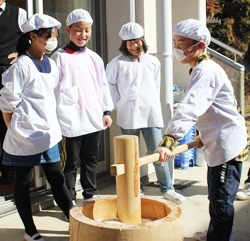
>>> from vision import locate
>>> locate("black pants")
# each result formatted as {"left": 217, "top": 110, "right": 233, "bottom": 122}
{"left": 0, "top": 65, "right": 15, "bottom": 184}
{"left": 207, "top": 159, "right": 242, "bottom": 241}
{"left": 64, "top": 131, "right": 100, "bottom": 200}
{"left": 14, "top": 162, "right": 73, "bottom": 237}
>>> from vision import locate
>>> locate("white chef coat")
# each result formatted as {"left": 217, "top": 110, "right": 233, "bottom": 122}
{"left": 0, "top": 2, "right": 27, "bottom": 28}
{"left": 51, "top": 47, "right": 114, "bottom": 137}
{"left": 166, "top": 59, "right": 247, "bottom": 167}
{"left": 0, "top": 55, "right": 62, "bottom": 155}
{"left": 106, "top": 52, "right": 164, "bottom": 129}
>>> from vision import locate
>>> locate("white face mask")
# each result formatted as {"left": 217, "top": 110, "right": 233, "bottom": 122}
{"left": 173, "top": 41, "right": 201, "bottom": 61}
{"left": 36, "top": 35, "right": 58, "bottom": 52}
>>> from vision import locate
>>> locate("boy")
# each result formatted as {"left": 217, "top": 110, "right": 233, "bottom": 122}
{"left": 155, "top": 19, "right": 248, "bottom": 241}
{"left": 52, "top": 9, "right": 113, "bottom": 203}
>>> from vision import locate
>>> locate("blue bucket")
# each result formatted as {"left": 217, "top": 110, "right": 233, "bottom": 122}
{"left": 174, "top": 126, "right": 195, "bottom": 170}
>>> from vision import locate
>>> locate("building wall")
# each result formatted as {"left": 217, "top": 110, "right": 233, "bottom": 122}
{"left": 172, "top": 0, "right": 206, "bottom": 89}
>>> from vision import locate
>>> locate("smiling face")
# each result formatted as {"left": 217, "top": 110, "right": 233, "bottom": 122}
{"left": 126, "top": 39, "right": 143, "bottom": 58}
{"left": 66, "top": 21, "right": 92, "bottom": 47}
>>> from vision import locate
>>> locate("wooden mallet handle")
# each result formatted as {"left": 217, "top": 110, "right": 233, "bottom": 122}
{"left": 110, "top": 139, "right": 202, "bottom": 176}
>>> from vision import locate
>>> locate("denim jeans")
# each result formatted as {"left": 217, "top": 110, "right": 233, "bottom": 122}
{"left": 120, "top": 127, "right": 173, "bottom": 193}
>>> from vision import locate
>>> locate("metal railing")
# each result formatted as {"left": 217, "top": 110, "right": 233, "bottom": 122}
{"left": 211, "top": 37, "right": 244, "bottom": 61}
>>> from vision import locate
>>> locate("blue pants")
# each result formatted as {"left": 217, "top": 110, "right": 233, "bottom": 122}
{"left": 120, "top": 127, "right": 173, "bottom": 193}
{"left": 207, "top": 159, "right": 242, "bottom": 241}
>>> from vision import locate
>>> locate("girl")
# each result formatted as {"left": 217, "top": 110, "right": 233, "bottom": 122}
{"left": 0, "top": 14, "right": 73, "bottom": 241}
{"left": 106, "top": 22, "right": 185, "bottom": 205}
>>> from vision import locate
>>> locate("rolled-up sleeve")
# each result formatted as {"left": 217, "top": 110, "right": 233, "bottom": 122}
{"left": 0, "top": 64, "right": 24, "bottom": 113}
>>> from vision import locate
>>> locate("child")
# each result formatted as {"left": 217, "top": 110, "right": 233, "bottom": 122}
{"left": 106, "top": 22, "right": 185, "bottom": 205}
{"left": 155, "top": 19, "right": 248, "bottom": 241}
{"left": 0, "top": 14, "right": 73, "bottom": 241}
{"left": 51, "top": 9, "right": 113, "bottom": 203}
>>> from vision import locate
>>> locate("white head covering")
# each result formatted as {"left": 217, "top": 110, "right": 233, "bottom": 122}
{"left": 173, "top": 19, "right": 211, "bottom": 47}
{"left": 21, "top": 13, "right": 61, "bottom": 33}
{"left": 66, "top": 9, "right": 93, "bottom": 26}
{"left": 119, "top": 22, "right": 144, "bottom": 41}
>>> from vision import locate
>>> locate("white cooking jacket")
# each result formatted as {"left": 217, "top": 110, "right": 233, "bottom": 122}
{"left": 166, "top": 60, "right": 247, "bottom": 167}
{"left": 106, "top": 53, "right": 164, "bottom": 129}
{"left": 0, "top": 55, "right": 62, "bottom": 155}
{"left": 52, "top": 48, "right": 114, "bottom": 137}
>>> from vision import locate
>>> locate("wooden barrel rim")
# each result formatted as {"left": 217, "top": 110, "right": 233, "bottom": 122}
{"left": 70, "top": 195, "right": 182, "bottom": 230}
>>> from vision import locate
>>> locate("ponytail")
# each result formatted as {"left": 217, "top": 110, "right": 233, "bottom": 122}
{"left": 16, "top": 33, "right": 31, "bottom": 56}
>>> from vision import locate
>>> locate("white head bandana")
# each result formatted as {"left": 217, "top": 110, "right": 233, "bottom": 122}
{"left": 66, "top": 9, "right": 93, "bottom": 26}
{"left": 119, "top": 22, "right": 144, "bottom": 41}
{"left": 173, "top": 19, "right": 211, "bottom": 47}
{"left": 21, "top": 13, "right": 61, "bottom": 33}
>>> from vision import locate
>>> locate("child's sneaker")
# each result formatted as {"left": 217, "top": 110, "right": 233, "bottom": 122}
{"left": 194, "top": 230, "right": 234, "bottom": 241}
{"left": 236, "top": 183, "right": 250, "bottom": 200}
{"left": 163, "top": 190, "right": 185, "bottom": 205}
{"left": 84, "top": 194, "right": 98, "bottom": 200}
{"left": 24, "top": 233, "right": 46, "bottom": 241}
{"left": 194, "top": 230, "right": 207, "bottom": 240}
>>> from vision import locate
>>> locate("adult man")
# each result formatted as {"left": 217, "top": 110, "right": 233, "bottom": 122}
{"left": 0, "top": 0, "right": 27, "bottom": 184}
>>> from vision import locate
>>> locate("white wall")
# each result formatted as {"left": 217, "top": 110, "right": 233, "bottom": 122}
{"left": 172, "top": 0, "right": 206, "bottom": 89}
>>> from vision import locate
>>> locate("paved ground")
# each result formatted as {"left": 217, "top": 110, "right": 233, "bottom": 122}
{"left": 0, "top": 159, "right": 249, "bottom": 241}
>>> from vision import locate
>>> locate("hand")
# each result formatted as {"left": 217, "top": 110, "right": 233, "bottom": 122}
{"left": 8, "top": 52, "right": 18, "bottom": 64}
{"left": 154, "top": 147, "right": 172, "bottom": 162}
{"left": 194, "top": 135, "right": 204, "bottom": 148}
{"left": 103, "top": 115, "right": 112, "bottom": 128}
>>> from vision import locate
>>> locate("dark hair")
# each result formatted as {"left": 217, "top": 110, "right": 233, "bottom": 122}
{"left": 16, "top": 27, "right": 59, "bottom": 56}
{"left": 118, "top": 37, "right": 148, "bottom": 58}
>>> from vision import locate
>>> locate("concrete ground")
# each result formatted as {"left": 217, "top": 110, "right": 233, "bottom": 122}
{"left": 0, "top": 159, "right": 249, "bottom": 241}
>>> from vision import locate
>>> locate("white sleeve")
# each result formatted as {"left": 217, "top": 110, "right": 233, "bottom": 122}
{"left": 0, "top": 64, "right": 24, "bottom": 113}
{"left": 18, "top": 8, "right": 27, "bottom": 30}
{"left": 106, "top": 60, "right": 120, "bottom": 110}
{"left": 99, "top": 59, "right": 114, "bottom": 113}
{"left": 166, "top": 69, "right": 223, "bottom": 140}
